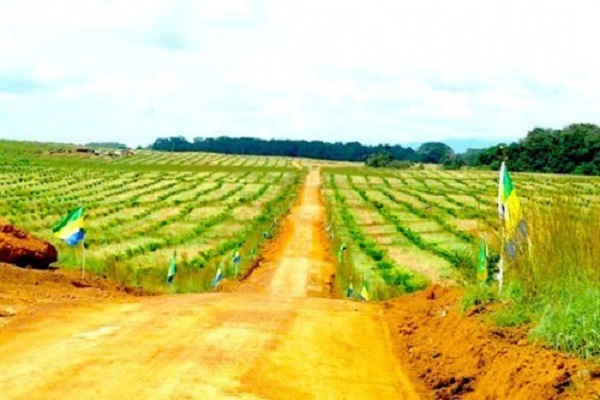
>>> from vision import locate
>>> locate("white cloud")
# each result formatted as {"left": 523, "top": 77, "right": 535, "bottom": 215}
{"left": 1, "top": 0, "right": 600, "bottom": 147}
{"left": 192, "top": 0, "right": 251, "bottom": 20}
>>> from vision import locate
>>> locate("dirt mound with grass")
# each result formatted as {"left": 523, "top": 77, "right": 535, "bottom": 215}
{"left": 384, "top": 285, "right": 600, "bottom": 399}
{"left": 0, "top": 224, "right": 58, "bottom": 268}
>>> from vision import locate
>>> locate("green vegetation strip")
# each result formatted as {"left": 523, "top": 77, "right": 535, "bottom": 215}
{"left": 328, "top": 174, "right": 427, "bottom": 294}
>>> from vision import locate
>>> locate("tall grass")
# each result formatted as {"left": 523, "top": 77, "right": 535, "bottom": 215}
{"left": 492, "top": 196, "right": 600, "bottom": 359}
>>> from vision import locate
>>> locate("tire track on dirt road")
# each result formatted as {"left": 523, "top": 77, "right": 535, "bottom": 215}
{"left": 0, "top": 169, "right": 421, "bottom": 399}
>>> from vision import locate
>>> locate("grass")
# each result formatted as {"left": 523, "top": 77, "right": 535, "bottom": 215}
{"left": 464, "top": 195, "right": 600, "bottom": 359}
{"left": 532, "top": 284, "right": 599, "bottom": 359}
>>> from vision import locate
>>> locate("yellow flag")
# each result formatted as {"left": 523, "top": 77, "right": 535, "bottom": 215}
{"left": 360, "top": 285, "right": 369, "bottom": 301}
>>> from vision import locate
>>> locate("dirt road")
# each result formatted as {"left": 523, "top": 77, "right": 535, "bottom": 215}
{"left": 0, "top": 169, "right": 420, "bottom": 400}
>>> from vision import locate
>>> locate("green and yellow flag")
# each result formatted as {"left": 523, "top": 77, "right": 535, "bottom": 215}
{"left": 498, "top": 161, "right": 522, "bottom": 237}
{"left": 477, "top": 239, "right": 488, "bottom": 282}
{"left": 360, "top": 283, "right": 369, "bottom": 301}
{"left": 52, "top": 206, "right": 85, "bottom": 246}
{"left": 167, "top": 251, "right": 176, "bottom": 284}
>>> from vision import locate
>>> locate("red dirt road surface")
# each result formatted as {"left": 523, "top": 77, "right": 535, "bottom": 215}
{"left": 0, "top": 169, "right": 420, "bottom": 399}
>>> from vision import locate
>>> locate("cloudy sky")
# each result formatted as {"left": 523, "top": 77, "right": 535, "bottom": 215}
{"left": 1, "top": 0, "right": 600, "bottom": 149}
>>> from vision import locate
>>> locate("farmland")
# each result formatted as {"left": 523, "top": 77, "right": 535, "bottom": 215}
{"left": 1, "top": 142, "right": 600, "bottom": 398}
{"left": 2, "top": 141, "right": 599, "bottom": 300}
{"left": 0, "top": 146, "right": 304, "bottom": 292}
{"left": 323, "top": 167, "right": 600, "bottom": 299}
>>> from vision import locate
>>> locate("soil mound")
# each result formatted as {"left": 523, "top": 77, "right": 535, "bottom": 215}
{"left": 0, "top": 263, "right": 146, "bottom": 329}
{"left": 384, "top": 285, "right": 600, "bottom": 399}
{"left": 0, "top": 224, "right": 58, "bottom": 268}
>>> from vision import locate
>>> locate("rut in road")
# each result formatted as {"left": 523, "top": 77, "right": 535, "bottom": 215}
{"left": 0, "top": 169, "right": 421, "bottom": 400}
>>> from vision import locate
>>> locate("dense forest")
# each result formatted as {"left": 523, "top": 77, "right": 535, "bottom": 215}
{"left": 444, "top": 123, "right": 600, "bottom": 175}
{"left": 151, "top": 136, "right": 453, "bottom": 164}
{"left": 151, "top": 123, "right": 600, "bottom": 175}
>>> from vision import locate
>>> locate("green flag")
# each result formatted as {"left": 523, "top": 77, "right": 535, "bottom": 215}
{"left": 347, "top": 280, "right": 354, "bottom": 298}
{"left": 52, "top": 206, "right": 85, "bottom": 245}
{"left": 337, "top": 242, "right": 347, "bottom": 262}
{"left": 167, "top": 251, "right": 177, "bottom": 284}
{"left": 477, "top": 239, "right": 488, "bottom": 283}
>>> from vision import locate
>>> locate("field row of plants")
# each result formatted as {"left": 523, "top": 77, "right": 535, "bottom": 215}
{"left": 114, "top": 151, "right": 295, "bottom": 168}
{"left": 323, "top": 166, "right": 600, "bottom": 358}
{"left": 324, "top": 174, "right": 428, "bottom": 300}
{"left": 325, "top": 168, "right": 599, "bottom": 290}
{"left": 0, "top": 156, "right": 303, "bottom": 292}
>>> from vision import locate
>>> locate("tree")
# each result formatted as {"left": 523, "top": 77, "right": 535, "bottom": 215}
{"left": 151, "top": 136, "right": 420, "bottom": 163}
{"left": 366, "top": 152, "right": 394, "bottom": 167}
{"left": 441, "top": 154, "right": 465, "bottom": 170}
{"left": 461, "top": 124, "right": 600, "bottom": 175}
{"left": 417, "top": 142, "right": 454, "bottom": 163}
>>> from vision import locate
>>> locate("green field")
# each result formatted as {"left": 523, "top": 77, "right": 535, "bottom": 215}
{"left": 2, "top": 140, "right": 599, "bottom": 300}
{"left": 0, "top": 143, "right": 303, "bottom": 292}
{"left": 323, "top": 167, "right": 600, "bottom": 299}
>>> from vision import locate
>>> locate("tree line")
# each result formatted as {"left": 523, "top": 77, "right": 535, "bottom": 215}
{"left": 151, "top": 136, "right": 453, "bottom": 164}
{"left": 443, "top": 123, "right": 600, "bottom": 175}
{"left": 151, "top": 123, "right": 600, "bottom": 175}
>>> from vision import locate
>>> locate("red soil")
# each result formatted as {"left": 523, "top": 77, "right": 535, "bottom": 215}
{"left": 0, "top": 224, "right": 57, "bottom": 268}
{"left": 384, "top": 285, "right": 600, "bottom": 399}
{"left": 0, "top": 263, "right": 143, "bottom": 328}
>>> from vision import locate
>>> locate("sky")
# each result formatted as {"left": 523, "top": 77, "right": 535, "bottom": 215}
{"left": 1, "top": 0, "right": 600, "bottom": 149}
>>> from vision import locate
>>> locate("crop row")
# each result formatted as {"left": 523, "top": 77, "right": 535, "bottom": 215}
{"left": 326, "top": 174, "right": 427, "bottom": 297}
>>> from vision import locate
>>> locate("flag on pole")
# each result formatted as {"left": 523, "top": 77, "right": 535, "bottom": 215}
{"left": 497, "top": 161, "right": 525, "bottom": 291}
{"left": 359, "top": 284, "right": 369, "bottom": 301}
{"left": 52, "top": 207, "right": 85, "bottom": 245}
{"left": 477, "top": 238, "right": 488, "bottom": 283}
{"left": 347, "top": 280, "right": 354, "bottom": 298}
{"left": 498, "top": 162, "right": 523, "bottom": 238}
{"left": 167, "top": 251, "right": 177, "bottom": 284}
{"left": 212, "top": 267, "right": 223, "bottom": 287}
{"left": 232, "top": 249, "right": 241, "bottom": 278}
{"left": 337, "top": 243, "right": 347, "bottom": 262}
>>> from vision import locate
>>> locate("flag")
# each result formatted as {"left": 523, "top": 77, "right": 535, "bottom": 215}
{"left": 477, "top": 239, "right": 488, "bottom": 282}
{"left": 167, "top": 251, "right": 176, "bottom": 284}
{"left": 498, "top": 162, "right": 523, "bottom": 237}
{"left": 232, "top": 250, "right": 241, "bottom": 265}
{"left": 52, "top": 206, "right": 85, "bottom": 246}
{"left": 212, "top": 267, "right": 222, "bottom": 287}
{"left": 359, "top": 284, "right": 369, "bottom": 301}
{"left": 337, "top": 243, "right": 347, "bottom": 262}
